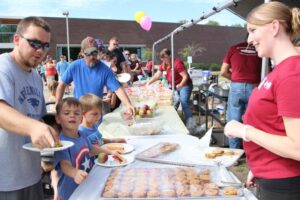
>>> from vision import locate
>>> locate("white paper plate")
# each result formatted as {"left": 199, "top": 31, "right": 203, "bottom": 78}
{"left": 23, "top": 141, "right": 74, "bottom": 153}
{"left": 102, "top": 143, "right": 135, "bottom": 154}
{"left": 95, "top": 155, "right": 134, "bottom": 167}
{"left": 117, "top": 73, "right": 131, "bottom": 83}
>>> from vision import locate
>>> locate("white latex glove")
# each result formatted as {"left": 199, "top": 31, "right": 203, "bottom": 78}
{"left": 224, "top": 120, "right": 246, "bottom": 140}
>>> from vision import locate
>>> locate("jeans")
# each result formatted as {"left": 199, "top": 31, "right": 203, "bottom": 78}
{"left": 0, "top": 181, "right": 43, "bottom": 200}
{"left": 174, "top": 82, "right": 193, "bottom": 122}
{"left": 227, "top": 82, "right": 255, "bottom": 149}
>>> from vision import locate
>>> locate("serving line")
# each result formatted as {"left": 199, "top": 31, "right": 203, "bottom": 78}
{"left": 99, "top": 106, "right": 189, "bottom": 138}
{"left": 70, "top": 135, "right": 256, "bottom": 200}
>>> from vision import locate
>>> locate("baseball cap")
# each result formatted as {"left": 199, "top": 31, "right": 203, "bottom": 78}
{"left": 81, "top": 36, "right": 98, "bottom": 54}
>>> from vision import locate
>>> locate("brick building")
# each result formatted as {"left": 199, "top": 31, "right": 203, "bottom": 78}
{"left": 0, "top": 17, "right": 246, "bottom": 64}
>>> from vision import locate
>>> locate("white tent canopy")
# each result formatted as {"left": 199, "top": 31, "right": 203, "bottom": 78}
{"left": 152, "top": 0, "right": 300, "bottom": 92}
{"left": 227, "top": 0, "right": 300, "bottom": 20}
{"left": 152, "top": 0, "right": 241, "bottom": 92}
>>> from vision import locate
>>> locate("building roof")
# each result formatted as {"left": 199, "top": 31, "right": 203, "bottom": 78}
{"left": 1, "top": 16, "right": 246, "bottom": 64}
{"left": 43, "top": 17, "right": 246, "bottom": 64}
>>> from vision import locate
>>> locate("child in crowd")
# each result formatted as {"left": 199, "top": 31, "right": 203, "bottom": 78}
{"left": 41, "top": 113, "right": 61, "bottom": 200}
{"left": 47, "top": 80, "right": 58, "bottom": 113}
{"left": 101, "top": 50, "right": 118, "bottom": 111}
{"left": 79, "top": 93, "right": 126, "bottom": 157}
{"left": 54, "top": 97, "right": 122, "bottom": 200}
{"left": 48, "top": 80, "right": 58, "bottom": 102}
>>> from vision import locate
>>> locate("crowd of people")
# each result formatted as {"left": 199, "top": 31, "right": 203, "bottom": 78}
{"left": 1, "top": 2, "right": 300, "bottom": 200}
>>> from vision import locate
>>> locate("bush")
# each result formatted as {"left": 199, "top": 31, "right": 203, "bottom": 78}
{"left": 209, "top": 63, "right": 220, "bottom": 71}
{"left": 184, "top": 62, "right": 220, "bottom": 71}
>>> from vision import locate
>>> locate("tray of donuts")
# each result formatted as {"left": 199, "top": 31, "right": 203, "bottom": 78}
{"left": 101, "top": 167, "right": 244, "bottom": 199}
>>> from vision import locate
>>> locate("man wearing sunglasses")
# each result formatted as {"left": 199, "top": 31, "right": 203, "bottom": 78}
{"left": 0, "top": 17, "right": 59, "bottom": 200}
{"left": 107, "top": 36, "right": 129, "bottom": 74}
{"left": 55, "top": 36, "right": 135, "bottom": 115}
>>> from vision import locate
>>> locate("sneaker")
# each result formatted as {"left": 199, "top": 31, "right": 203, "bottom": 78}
{"left": 232, "top": 161, "right": 239, "bottom": 166}
{"left": 186, "top": 117, "right": 196, "bottom": 130}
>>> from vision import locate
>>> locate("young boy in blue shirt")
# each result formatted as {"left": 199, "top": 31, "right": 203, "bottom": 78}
{"left": 79, "top": 93, "right": 126, "bottom": 158}
{"left": 54, "top": 97, "right": 121, "bottom": 200}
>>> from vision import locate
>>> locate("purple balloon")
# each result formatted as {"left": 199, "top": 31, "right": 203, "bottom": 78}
{"left": 140, "top": 16, "right": 152, "bottom": 31}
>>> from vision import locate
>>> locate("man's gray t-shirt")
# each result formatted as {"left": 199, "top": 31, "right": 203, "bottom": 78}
{"left": 0, "top": 53, "right": 46, "bottom": 191}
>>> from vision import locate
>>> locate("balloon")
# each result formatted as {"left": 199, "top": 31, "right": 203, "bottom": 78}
{"left": 140, "top": 16, "right": 152, "bottom": 31}
{"left": 134, "top": 11, "right": 145, "bottom": 23}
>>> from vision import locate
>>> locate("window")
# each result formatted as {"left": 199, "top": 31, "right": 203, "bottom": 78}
{"left": 0, "top": 24, "right": 17, "bottom": 43}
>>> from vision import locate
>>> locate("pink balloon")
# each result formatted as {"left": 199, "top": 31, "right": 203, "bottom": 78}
{"left": 140, "top": 16, "right": 152, "bottom": 31}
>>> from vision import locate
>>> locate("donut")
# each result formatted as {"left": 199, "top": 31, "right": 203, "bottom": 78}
{"left": 199, "top": 174, "right": 211, "bottom": 182}
{"left": 204, "top": 183, "right": 219, "bottom": 190}
{"left": 223, "top": 187, "right": 238, "bottom": 196}
{"left": 102, "top": 190, "right": 117, "bottom": 198}
{"left": 147, "top": 190, "right": 160, "bottom": 198}
{"left": 131, "top": 190, "right": 146, "bottom": 198}
{"left": 190, "top": 188, "right": 205, "bottom": 197}
{"left": 224, "top": 150, "right": 235, "bottom": 156}
{"left": 205, "top": 153, "right": 217, "bottom": 159}
{"left": 212, "top": 149, "right": 224, "bottom": 156}
{"left": 199, "top": 169, "right": 210, "bottom": 175}
{"left": 162, "top": 189, "right": 176, "bottom": 197}
{"left": 117, "top": 190, "right": 131, "bottom": 198}
{"left": 204, "top": 188, "right": 218, "bottom": 196}
{"left": 189, "top": 178, "right": 201, "bottom": 185}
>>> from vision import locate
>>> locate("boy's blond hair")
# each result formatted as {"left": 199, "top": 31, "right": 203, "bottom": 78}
{"left": 79, "top": 93, "right": 103, "bottom": 113}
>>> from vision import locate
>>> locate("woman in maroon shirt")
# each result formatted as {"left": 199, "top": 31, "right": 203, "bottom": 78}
{"left": 146, "top": 49, "right": 194, "bottom": 130}
{"left": 224, "top": 2, "right": 300, "bottom": 199}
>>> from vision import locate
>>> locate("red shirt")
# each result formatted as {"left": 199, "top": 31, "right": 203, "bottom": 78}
{"left": 223, "top": 42, "right": 262, "bottom": 84}
{"left": 243, "top": 56, "right": 300, "bottom": 179}
{"left": 45, "top": 63, "right": 57, "bottom": 76}
{"left": 146, "top": 60, "right": 152, "bottom": 72}
{"left": 159, "top": 58, "right": 192, "bottom": 86}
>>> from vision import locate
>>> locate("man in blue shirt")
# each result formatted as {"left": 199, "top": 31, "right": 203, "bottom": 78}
{"left": 55, "top": 36, "right": 134, "bottom": 115}
{"left": 56, "top": 55, "right": 70, "bottom": 93}
{"left": 56, "top": 55, "right": 69, "bottom": 81}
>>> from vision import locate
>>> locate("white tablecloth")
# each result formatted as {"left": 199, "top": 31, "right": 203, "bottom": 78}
{"left": 99, "top": 106, "right": 189, "bottom": 138}
{"left": 70, "top": 135, "right": 256, "bottom": 200}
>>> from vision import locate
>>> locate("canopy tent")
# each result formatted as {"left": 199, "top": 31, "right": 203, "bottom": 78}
{"left": 152, "top": 0, "right": 300, "bottom": 93}
{"left": 152, "top": 0, "right": 242, "bottom": 93}
{"left": 227, "top": 0, "right": 300, "bottom": 20}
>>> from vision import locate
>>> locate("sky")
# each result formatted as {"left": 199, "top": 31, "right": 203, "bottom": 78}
{"left": 0, "top": 0, "right": 245, "bottom": 26}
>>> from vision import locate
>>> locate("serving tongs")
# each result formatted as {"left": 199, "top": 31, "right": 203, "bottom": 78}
{"left": 215, "top": 161, "right": 244, "bottom": 188}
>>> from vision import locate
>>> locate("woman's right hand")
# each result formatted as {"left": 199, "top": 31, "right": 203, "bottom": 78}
{"left": 246, "top": 170, "right": 256, "bottom": 188}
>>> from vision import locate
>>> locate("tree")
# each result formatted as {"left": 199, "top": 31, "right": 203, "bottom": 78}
{"left": 230, "top": 23, "right": 243, "bottom": 27}
{"left": 206, "top": 20, "right": 220, "bottom": 26}
{"left": 142, "top": 48, "right": 152, "bottom": 61}
{"left": 178, "top": 42, "right": 206, "bottom": 62}
{"left": 178, "top": 19, "right": 189, "bottom": 24}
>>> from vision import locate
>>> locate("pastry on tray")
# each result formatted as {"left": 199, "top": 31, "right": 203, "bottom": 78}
{"left": 205, "top": 148, "right": 240, "bottom": 159}
{"left": 101, "top": 167, "right": 223, "bottom": 198}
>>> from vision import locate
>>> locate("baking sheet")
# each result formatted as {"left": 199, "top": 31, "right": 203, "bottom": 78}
{"left": 70, "top": 135, "right": 256, "bottom": 200}
{"left": 100, "top": 166, "right": 244, "bottom": 199}
{"left": 136, "top": 143, "right": 244, "bottom": 168}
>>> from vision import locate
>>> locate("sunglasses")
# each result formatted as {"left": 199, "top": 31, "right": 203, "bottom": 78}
{"left": 84, "top": 50, "right": 98, "bottom": 56}
{"left": 19, "top": 34, "right": 50, "bottom": 52}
